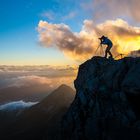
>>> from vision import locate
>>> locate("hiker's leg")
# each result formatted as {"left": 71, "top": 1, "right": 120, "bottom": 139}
{"left": 107, "top": 45, "right": 112, "bottom": 58}
{"left": 105, "top": 46, "right": 110, "bottom": 58}
{"left": 105, "top": 48, "right": 108, "bottom": 58}
{"left": 108, "top": 51, "right": 112, "bottom": 58}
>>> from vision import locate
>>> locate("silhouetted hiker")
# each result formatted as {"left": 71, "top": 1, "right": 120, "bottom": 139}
{"left": 99, "top": 36, "right": 113, "bottom": 58}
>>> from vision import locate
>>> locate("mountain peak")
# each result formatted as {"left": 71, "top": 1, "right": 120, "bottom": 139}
{"left": 37, "top": 84, "right": 75, "bottom": 108}
{"left": 55, "top": 84, "right": 74, "bottom": 94}
{"left": 61, "top": 56, "right": 140, "bottom": 140}
{"left": 58, "top": 84, "right": 73, "bottom": 90}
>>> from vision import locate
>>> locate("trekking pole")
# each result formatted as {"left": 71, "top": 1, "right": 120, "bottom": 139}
{"left": 100, "top": 46, "right": 102, "bottom": 55}
{"left": 95, "top": 44, "right": 101, "bottom": 54}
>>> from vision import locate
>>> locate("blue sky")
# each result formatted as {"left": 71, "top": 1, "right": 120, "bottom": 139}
{"left": 0, "top": 0, "right": 90, "bottom": 65}
{"left": 0, "top": 0, "right": 140, "bottom": 65}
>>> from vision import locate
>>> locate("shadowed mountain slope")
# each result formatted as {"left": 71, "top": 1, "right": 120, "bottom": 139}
{"left": 0, "top": 84, "right": 75, "bottom": 140}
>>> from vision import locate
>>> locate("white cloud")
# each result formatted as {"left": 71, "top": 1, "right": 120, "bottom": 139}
{"left": 0, "top": 100, "right": 38, "bottom": 111}
{"left": 62, "top": 11, "right": 77, "bottom": 21}
{"left": 6, "top": 75, "right": 52, "bottom": 88}
{"left": 40, "top": 11, "right": 55, "bottom": 20}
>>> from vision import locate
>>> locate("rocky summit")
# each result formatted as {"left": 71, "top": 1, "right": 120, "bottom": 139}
{"left": 61, "top": 56, "right": 140, "bottom": 140}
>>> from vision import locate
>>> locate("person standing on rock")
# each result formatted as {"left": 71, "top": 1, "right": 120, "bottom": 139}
{"left": 99, "top": 35, "right": 113, "bottom": 58}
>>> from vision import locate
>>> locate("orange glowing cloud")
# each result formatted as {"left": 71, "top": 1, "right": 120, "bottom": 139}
{"left": 38, "top": 18, "right": 140, "bottom": 61}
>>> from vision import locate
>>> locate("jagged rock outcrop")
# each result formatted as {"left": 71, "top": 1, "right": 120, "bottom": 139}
{"left": 62, "top": 56, "right": 140, "bottom": 140}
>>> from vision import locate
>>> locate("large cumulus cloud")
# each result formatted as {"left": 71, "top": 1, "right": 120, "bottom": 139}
{"left": 38, "top": 20, "right": 94, "bottom": 60}
{"left": 38, "top": 18, "right": 140, "bottom": 61}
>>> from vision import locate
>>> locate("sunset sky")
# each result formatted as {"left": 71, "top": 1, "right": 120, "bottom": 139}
{"left": 1, "top": 0, "right": 140, "bottom": 65}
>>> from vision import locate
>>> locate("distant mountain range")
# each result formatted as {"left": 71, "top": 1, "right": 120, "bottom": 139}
{"left": 0, "top": 84, "right": 75, "bottom": 140}
{"left": 0, "top": 84, "right": 53, "bottom": 105}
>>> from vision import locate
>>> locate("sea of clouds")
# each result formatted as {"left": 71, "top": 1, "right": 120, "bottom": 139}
{"left": 0, "top": 65, "right": 76, "bottom": 89}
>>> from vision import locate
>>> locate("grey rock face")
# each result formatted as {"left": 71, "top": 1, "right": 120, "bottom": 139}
{"left": 61, "top": 56, "right": 140, "bottom": 140}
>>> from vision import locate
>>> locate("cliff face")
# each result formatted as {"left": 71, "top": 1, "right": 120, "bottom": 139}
{"left": 62, "top": 56, "right": 140, "bottom": 140}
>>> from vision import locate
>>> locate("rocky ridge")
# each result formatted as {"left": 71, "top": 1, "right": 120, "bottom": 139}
{"left": 62, "top": 56, "right": 140, "bottom": 140}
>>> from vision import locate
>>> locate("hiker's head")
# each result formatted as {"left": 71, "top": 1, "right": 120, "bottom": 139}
{"left": 99, "top": 35, "right": 106, "bottom": 40}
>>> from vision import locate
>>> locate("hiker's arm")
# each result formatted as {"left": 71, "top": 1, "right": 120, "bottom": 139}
{"left": 99, "top": 38, "right": 103, "bottom": 44}
{"left": 100, "top": 39, "right": 106, "bottom": 45}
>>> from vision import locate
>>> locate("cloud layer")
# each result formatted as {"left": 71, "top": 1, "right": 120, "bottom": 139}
{"left": 0, "top": 65, "right": 77, "bottom": 89}
{"left": 38, "top": 19, "right": 140, "bottom": 61}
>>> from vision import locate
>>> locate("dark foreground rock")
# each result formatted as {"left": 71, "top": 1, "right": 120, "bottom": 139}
{"left": 61, "top": 56, "right": 140, "bottom": 140}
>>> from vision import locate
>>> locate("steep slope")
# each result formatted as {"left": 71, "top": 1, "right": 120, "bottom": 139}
{"left": 0, "top": 84, "right": 75, "bottom": 140}
{"left": 62, "top": 56, "right": 140, "bottom": 140}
